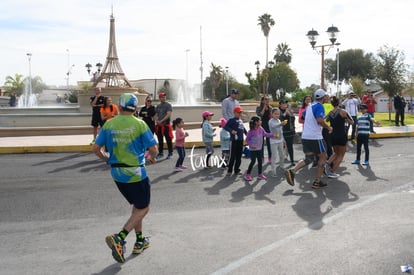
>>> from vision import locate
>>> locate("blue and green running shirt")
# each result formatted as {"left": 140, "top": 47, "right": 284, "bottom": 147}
{"left": 95, "top": 115, "right": 158, "bottom": 183}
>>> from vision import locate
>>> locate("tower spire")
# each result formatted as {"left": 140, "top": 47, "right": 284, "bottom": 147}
{"left": 93, "top": 12, "right": 132, "bottom": 88}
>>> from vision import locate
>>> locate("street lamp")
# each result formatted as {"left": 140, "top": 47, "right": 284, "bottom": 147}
{"left": 185, "top": 49, "right": 190, "bottom": 94}
{"left": 26, "top": 53, "right": 33, "bottom": 107}
{"left": 306, "top": 25, "right": 340, "bottom": 90}
{"left": 85, "top": 62, "right": 103, "bottom": 82}
{"left": 336, "top": 47, "right": 340, "bottom": 97}
{"left": 225, "top": 66, "right": 229, "bottom": 96}
{"left": 66, "top": 64, "right": 75, "bottom": 91}
{"left": 254, "top": 61, "right": 260, "bottom": 100}
{"left": 266, "top": 61, "right": 274, "bottom": 96}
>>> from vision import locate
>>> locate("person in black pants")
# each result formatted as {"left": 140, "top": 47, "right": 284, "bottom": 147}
{"left": 279, "top": 99, "right": 296, "bottom": 167}
{"left": 394, "top": 91, "right": 406, "bottom": 126}
{"left": 224, "top": 106, "right": 247, "bottom": 176}
{"left": 155, "top": 93, "right": 173, "bottom": 159}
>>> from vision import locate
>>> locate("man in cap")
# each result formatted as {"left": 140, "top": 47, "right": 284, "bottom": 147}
{"left": 92, "top": 93, "right": 158, "bottom": 263}
{"left": 342, "top": 91, "right": 360, "bottom": 141}
{"left": 285, "top": 89, "right": 333, "bottom": 189}
{"left": 155, "top": 92, "right": 174, "bottom": 159}
{"left": 222, "top": 88, "right": 240, "bottom": 121}
{"left": 224, "top": 106, "right": 246, "bottom": 176}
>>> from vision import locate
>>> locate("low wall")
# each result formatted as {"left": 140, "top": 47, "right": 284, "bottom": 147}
{"left": 0, "top": 103, "right": 258, "bottom": 136}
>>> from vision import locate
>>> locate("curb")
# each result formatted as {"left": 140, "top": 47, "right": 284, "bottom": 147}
{"left": 0, "top": 133, "right": 413, "bottom": 154}
{"left": 0, "top": 141, "right": 215, "bottom": 154}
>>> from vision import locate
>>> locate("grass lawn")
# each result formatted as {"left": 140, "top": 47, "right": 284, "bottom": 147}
{"left": 371, "top": 112, "right": 414, "bottom": 126}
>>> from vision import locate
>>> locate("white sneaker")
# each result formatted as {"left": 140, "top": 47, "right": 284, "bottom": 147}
{"left": 174, "top": 167, "right": 183, "bottom": 172}
{"left": 327, "top": 172, "right": 339, "bottom": 178}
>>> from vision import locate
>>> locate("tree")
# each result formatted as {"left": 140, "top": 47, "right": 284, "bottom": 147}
{"left": 291, "top": 88, "right": 312, "bottom": 103}
{"left": 245, "top": 72, "right": 260, "bottom": 100}
{"left": 349, "top": 77, "right": 365, "bottom": 98}
{"left": 209, "top": 63, "right": 223, "bottom": 101}
{"left": 268, "top": 62, "right": 300, "bottom": 100}
{"left": 325, "top": 49, "right": 375, "bottom": 81}
{"left": 4, "top": 74, "right": 25, "bottom": 96}
{"left": 273, "top": 42, "right": 292, "bottom": 64}
{"left": 375, "top": 45, "right": 408, "bottom": 120}
{"left": 24, "top": 76, "right": 48, "bottom": 95}
{"left": 257, "top": 13, "right": 275, "bottom": 66}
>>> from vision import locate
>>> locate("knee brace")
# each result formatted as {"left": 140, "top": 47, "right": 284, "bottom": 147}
{"left": 304, "top": 154, "right": 314, "bottom": 165}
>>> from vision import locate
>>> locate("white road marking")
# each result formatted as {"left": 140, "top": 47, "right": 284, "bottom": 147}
{"left": 211, "top": 182, "right": 414, "bottom": 275}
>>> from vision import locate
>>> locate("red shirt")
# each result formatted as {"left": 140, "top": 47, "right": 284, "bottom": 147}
{"left": 362, "top": 95, "right": 376, "bottom": 113}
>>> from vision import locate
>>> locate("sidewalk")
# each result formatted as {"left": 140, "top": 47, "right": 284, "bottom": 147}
{"left": 0, "top": 124, "right": 413, "bottom": 154}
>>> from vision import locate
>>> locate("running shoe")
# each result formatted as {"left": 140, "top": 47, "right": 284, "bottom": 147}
{"left": 105, "top": 234, "right": 126, "bottom": 263}
{"left": 244, "top": 174, "right": 252, "bottom": 181}
{"left": 311, "top": 180, "right": 327, "bottom": 189}
{"left": 132, "top": 237, "right": 150, "bottom": 254}
{"left": 362, "top": 160, "right": 369, "bottom": 166}
{"left": 285, "top": 169, "right": 295, "bottom": 186}
{"left": 327, "top": 172, "right": 340, "bottom": 178}
{"left": 180, "top": 165, "right": 188, "bottom": 169}
{"left": 174, "top": 167, "right": 183, "bottom": 172}
{"left": 257, "top": 173, "right": 267, "bottom": 180}
{"left": 352, "top": 160, "right": 360, "bottom": 165}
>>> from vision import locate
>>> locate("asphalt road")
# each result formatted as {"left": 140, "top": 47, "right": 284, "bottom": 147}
{"left": 1, "top": 138, "right": 414, "bottom": 275}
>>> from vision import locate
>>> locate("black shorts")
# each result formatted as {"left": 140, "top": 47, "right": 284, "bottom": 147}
{"left": 331, "top": 135, "right": 347, "bottom": 146}
{"left": 302, "top": 139, "right": 326, "bottom": 155}
{"left": 91, "top": 111, "right": 104, "bottom": 127}
{"left": 115, "top": 177, "right": 151, "bottom": 209}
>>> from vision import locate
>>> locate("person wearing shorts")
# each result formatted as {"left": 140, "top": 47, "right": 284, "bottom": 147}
{"left": 92, "top": 93, "right": 158, "bottom": 263}
{"left": 285, "top": 89, "right": 332, "bottom": 189}
{"left": 325, "top": 96, "right": 354, "bottom": 178}
{"left": 90, "top": 87, "right": 105, "bottom": 144}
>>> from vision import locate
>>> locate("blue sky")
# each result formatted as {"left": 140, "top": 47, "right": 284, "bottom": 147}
{"left": 1, "top": 0, "right": 413, "bottom": 89}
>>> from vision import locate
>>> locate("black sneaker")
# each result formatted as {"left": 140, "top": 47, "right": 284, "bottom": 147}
{"left": 285, "top": 169, "right": 295, "bottom": 186}
{"left": 311, "top": 180, "right": 327, "bottom": 189}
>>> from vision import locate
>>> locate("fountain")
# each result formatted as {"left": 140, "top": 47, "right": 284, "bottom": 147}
{"left": 176, "top": 84, "right": 198, "bottom": 106}
{"left": 17, "top": 79, "right": 37, "bottom": 108}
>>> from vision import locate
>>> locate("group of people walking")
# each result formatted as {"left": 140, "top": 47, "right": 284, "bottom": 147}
{"left": 89, "top": 87, "right": 389, "bottom": 264}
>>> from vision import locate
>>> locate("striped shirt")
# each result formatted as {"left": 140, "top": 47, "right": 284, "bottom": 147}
{"left": 356, "top": 113, "right": 372, "bottom": 136}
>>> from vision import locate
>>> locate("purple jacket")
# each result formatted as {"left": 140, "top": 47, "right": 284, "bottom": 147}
{"left": 246, "top": 126, "right": 274, "bottom": 151}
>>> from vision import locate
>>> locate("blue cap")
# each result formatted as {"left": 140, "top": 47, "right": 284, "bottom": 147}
{"left": 119, "top": 93, "right": 138, "bottom": 111}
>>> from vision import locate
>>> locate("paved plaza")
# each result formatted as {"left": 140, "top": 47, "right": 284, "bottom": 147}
{"left": 1, "top": 137, "right": 414, "bottom": 274}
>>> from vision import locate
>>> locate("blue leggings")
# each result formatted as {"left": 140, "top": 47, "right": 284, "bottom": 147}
{"left": 175, "top": 146, "right": 185, "bottom": 167}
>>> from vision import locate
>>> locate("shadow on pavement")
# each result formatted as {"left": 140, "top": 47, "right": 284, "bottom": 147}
{"left": 356, "top": 165, "right": 389, "bottom": 182}
{"left": 284, "top": 188, "right": 332, "bottom": 230}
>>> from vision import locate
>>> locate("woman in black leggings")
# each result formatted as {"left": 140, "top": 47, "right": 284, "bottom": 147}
{"left": 279, "top": 99, "right": 296, "bottom": 167}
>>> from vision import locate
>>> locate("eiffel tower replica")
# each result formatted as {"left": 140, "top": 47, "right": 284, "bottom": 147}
{"left": 92, "top": 11, "right": 137, "bottom": 93}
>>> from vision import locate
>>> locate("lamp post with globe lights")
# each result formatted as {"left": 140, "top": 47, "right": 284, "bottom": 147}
{"left": 85, "top": 62, "right": 103, "bottom": 82}
{"left": 306, "top": 25, "right": 340, "bottom": 90}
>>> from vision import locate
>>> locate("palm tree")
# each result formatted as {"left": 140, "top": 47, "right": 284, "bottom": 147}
{"left": 274, "top": 42, "right": 292, "bottom": 64}
{"left": 257, "top": 13, "right": 275, "bottom": 67}
{"left": 209, "top": 63, "right": 223, "bottom": 100}
{"left": 4, "top": 73, "right": 25, "bottom": 96}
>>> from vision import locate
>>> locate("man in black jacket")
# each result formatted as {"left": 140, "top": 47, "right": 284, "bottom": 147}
{"left": 394, "top": 91, "right": 406, "bottom": 126}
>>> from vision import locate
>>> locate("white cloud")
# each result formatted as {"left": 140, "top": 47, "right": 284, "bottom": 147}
{"left": 0, "top": 0, "right": 413, "bottom": 89}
